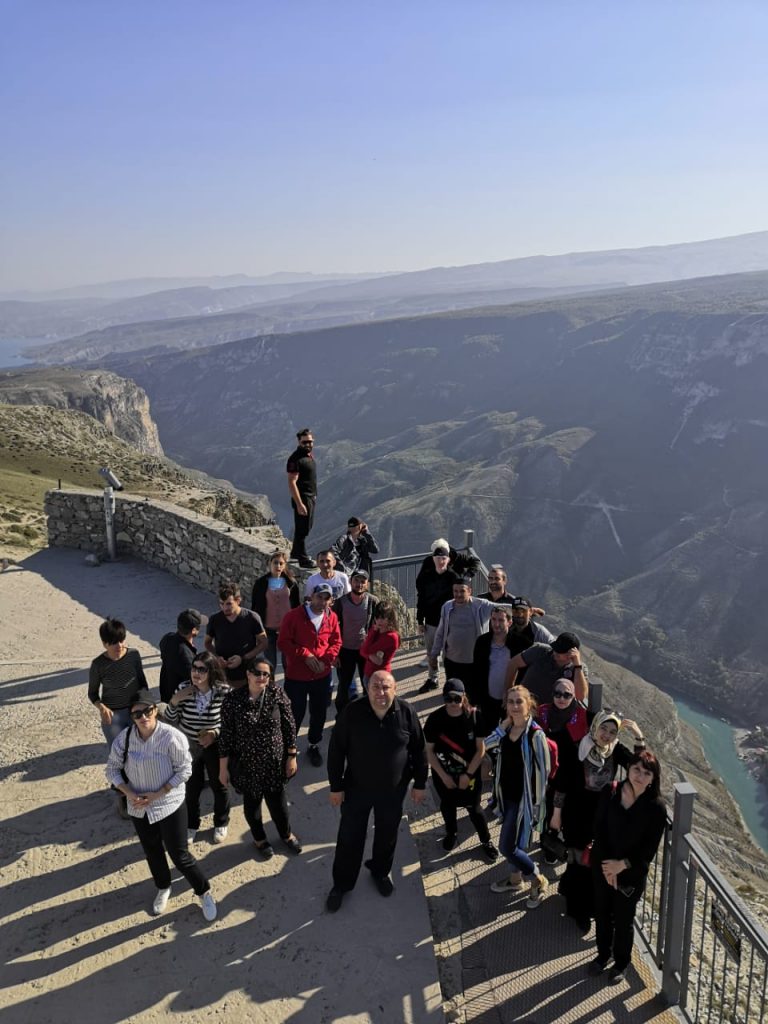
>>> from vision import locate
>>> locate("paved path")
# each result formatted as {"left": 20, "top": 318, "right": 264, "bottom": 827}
{"left": 0, "top": 549, "right": 679, "bottom": 1023}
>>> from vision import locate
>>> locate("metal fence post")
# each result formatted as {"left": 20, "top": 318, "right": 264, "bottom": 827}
{"left": 661, "top": 781, "right": 697, "bottom": 1006}
{"left": 588, "top": 679, "right": 603, "bottom": 713}
{"left": 463, "top": 528, "right": 475, "bottom": 551}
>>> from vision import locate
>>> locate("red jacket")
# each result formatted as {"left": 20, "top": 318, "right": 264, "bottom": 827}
{"left": 278, "top": 605, "right": 342, "bottom": 681}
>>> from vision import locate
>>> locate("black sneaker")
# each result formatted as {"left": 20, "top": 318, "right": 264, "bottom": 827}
{"left": 307, "top": 745, "right": 323, "bottom": 767}
{"left": 373, "top": 874, "right": 394, "bottom": 897}
{"left": 298, "top": 557, "right": 316, "bottom": 569}
{"left": 481, "top": 841, "right": 499, "bottom": 861}
{"left": 608, "top": 967, "right": 626, "bottom": 984}
{"left": 442, "top": 833, "right": 458, "bottom": 851}
{"left": 417, "top": 678, "right": 439, "bottom": 694}
{"left": 587, "top": 957, "right": 609, "bottom": 976}
{"left": 326, "top": 887, "right": 344, "bottom": 913}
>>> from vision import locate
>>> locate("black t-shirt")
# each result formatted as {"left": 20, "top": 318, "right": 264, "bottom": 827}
{"left": 499, "top": 733, "right": 525, "bottom": 802}
{"left": 286, "top": 447, "right": 317, "bottom": 498}
{"left": 206, "top": 609, "right": 266, "bottom": 682}
{"left": 158, "top": 631, "right": 197, "bottom": 703}
{"left": 424, "top": 706, "right": 480, "bottom": 778}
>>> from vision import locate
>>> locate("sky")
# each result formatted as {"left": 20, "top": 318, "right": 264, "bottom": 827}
{"left": 2, "top": 0, "right": 768, "bottom": 291}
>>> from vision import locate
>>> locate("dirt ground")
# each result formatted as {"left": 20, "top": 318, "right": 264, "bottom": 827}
{"left": 0, "top": 549, "right": 444, "bottom": 1024}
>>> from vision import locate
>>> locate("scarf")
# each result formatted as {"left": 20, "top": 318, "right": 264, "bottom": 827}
{"left": 578, "top": 710, "right": 622, "bottom": 770}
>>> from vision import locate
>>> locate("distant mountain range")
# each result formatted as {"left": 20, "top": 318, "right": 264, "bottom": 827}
{"left": 15, "top": 230, "right": 768, "bottom": 362}
{"left": 92, "top": 266, "right": 768, "bottom": 722}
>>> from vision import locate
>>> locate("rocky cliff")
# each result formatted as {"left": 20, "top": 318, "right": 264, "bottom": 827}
{"left": 0, "top": 368, "right": 163, "bottom": 455}
{"left": 105, "top": 269, "right": 768, "bottom": 721}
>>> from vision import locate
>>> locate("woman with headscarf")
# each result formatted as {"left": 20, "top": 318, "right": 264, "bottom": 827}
{"left": 486, "top": 685, "right": 551, "bottom": 909}
{"left": 557, "top": 709, "right": 646, "bottom": 932}
{"left": 218, "top": 657, "right": 302, "bottom": 858}
{"left": 536, "top": 678, "right": 589, "bottom": 864}
{"left": 589, "top": 750, "right": 666, "bottom": 984}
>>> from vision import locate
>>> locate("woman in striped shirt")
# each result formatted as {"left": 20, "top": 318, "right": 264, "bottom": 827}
{"left": 106, "top": 691, "right": 217, "bottom": 921}
{"left": 164, "top": 651, "right": 231, "bottom": 845}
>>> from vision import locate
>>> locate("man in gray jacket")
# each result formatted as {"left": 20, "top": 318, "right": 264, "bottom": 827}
{"left": 430, "top": 577, "right": 497, "bottom": 693}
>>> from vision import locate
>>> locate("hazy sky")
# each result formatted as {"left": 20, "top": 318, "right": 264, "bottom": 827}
{"left": 3, "top": 0, "right": 768, "bottom": 291}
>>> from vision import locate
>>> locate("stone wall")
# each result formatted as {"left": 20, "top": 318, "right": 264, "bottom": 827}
{"left": 45, "top": 489, "right": 289, "bottom": 598}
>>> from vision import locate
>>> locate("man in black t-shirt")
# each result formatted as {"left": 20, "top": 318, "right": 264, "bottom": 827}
{"left": 205, "top": 581, "right": 267, "bottom": 687}
{"left": 286, "top": 427, "right": 317, "bottom": 569}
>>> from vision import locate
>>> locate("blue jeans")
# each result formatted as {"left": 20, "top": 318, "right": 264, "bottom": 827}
{"left": 499, "top": 800, "right": 537, "bottom": 877}
{"left": 101, "top": 707, "right": 132, "bottom": 749}
{"left": 284, "top": 674, "right": 332, "bottom": 747}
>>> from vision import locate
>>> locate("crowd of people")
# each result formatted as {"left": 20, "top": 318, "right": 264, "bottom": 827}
{"left": 91, "top": 453, "right": 666, "bottom": 982}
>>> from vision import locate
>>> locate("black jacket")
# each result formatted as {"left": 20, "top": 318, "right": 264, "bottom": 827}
{"left": 592, "top": 783, "right": 667, "bottom": 889}
{"left": 328, "top": 696, "right": 428, "bottom": 793}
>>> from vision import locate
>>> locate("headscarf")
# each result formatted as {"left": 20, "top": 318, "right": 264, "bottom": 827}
{"left": 578, "top": 710, "right": 622, "bottom": 769}
{"left": 542, "top": 678, "right": 576, "bottom": 733}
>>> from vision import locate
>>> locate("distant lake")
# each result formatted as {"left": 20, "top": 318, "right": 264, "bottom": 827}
{"left": 675, "top": 695, "right": 768, "bottom": 852}
{"left": 0, "top": 338, "right": 40, "bottom": 368}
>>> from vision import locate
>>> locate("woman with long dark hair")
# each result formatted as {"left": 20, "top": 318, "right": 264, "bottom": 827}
{"left": 589, "top": 750, "right": 666, "bottom": 984}
{"left": 218, "top": 657, "right": 302, "bottom": 858}
{"left": 163, "top": 650, "right": 231, "bottom": 845}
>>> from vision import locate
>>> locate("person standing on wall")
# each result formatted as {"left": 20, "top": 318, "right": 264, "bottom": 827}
{"left": 286, "top": 428, "right": 317, "bottom": 569}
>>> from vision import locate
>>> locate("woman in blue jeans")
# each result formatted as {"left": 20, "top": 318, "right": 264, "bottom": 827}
{"left": 485, "top": 686, "right": 551, "bottom": 908}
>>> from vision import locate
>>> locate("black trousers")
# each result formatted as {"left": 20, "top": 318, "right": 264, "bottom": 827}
{"left": 243, "top": 787, "right": 291, "bottom": 842}
{"left": 432, "top": 773, "right": 490, "bottom": 843}
{"left": 185, "top": 744, "right": 230, "bottom": 830}
{"left": 132, "top": 802, "right": 210, "bottom": 895}
{"left": 290, "top": 495, "right": 315, "bottom": 560}
{"left": 592, "top": 866, "right": 642, "bottom": 970}
{"left": 332, "top": 786, "right": 407, "bottom": 891}
{"left": 443, "top": 658, "right": 477, "bottom": 701}
{"left": 284, "top": 675, "right": 332, "bottom": 746}
{"left": 335, "top": 648, "right": 366, "bottom": 713}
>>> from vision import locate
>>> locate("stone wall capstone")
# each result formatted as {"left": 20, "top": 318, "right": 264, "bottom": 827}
{"left": 45, "top": 489, "right": 289, "bottom": 599}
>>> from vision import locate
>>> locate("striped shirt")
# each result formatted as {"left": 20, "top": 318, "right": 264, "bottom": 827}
{"left": 163, "top": 684, "right": 229, "bottom": 746}
{"left": 105, "top": 720, "right": 191, "bottom": 823}
{"left": 88, "top": 649, "right": 147, "bottom": 709}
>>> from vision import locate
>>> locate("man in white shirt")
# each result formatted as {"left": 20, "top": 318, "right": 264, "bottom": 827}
{"left": 304, "top": 550, "right": 351, "bottom": 602}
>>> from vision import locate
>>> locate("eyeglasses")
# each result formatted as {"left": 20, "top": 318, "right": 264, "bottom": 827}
{"left": 248, "top": 669, "right": 271, "bottom": 678}
{"left": 191, "top": 665, "right": 208, "bottom": 673}
{"left": 444, "top": 694, "right": 463, "bottom": 704}
{"left": 131, "top": 708, "right": 155, "bottom": 719}
{"left": 553, "top": 690, "right": 573, "bottom": 699}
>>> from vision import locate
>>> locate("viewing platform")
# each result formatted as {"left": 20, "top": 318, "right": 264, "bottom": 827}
{"left": 0, "top": 547, "right": 758, "bottom": 1022}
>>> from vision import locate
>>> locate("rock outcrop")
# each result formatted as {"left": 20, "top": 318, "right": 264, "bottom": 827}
{"left": 0, "top": 368, "right": 163, "bottom": 454}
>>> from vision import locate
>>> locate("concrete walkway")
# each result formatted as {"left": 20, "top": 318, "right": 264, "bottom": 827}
{"left": 0, "top": 549, "right": 678, "bottom": 1023}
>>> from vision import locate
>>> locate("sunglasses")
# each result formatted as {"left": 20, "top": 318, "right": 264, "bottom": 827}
{"left": 553, "top": 690, "right": 573, "bottom": 699}
{"left": 444, "top": 694, "right": 463, "bottom": 704}
{"left": 191, "top": 665, "right": 208, "bottom": 673}
{"left": 248, "top": 669, "right": 271, "bottom": 678}
{"left": 131, "top": 707, "right": 155, "bottom": 720}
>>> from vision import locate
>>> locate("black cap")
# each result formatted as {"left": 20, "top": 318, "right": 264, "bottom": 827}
{"left": 551, "top": 631, "right": 581, "bottom": 653}
{"left": 443, "top": 678, "right": 465, "bottom": 696}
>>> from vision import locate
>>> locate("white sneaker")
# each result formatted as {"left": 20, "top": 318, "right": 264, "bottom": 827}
{"left": 526, "top": 873, "right": 549, "bottom": 909}
{"left": 213, "top": 826, "right": 228, "bottom": 844}
{"left": 152, "top": 887, "right": 171, "bottom": 915}
{"left": 187, "top": 829, "right": 197, "bottom": 844}
{"left": 418, "top": 657, "right": 430, "bottom": 668}
{"left": 200, "top": 891, "right": 217, "bottom": 922}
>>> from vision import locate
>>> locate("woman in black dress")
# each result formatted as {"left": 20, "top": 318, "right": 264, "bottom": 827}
{"left": 218, "top": 657, "right": 302, "bottom": 858}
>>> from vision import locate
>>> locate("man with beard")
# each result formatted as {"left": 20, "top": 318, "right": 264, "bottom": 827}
{"left": 505, "top": 630, "right": 588, "bottom": 704}
{"left": 429, "top": 578, "right": 497, "bottom": 701}
{"left": 477, "top": 566, "right": 517, "bottom": 605}
{"left": 286, "top": 428, "right": 317, "bottom": 569}
{"left": 472, "top": 601, "right": 554, "bottom": 729}
{"left": 333, "top": 569, "right": 379, "bottom": 713}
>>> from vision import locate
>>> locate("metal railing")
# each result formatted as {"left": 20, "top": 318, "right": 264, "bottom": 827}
{"left": 371, "top": 527, "right": 768, "bottom": 1021}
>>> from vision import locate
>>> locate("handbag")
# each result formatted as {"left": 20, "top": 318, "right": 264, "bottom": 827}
{"left": 541, "top": 828, "right": 568, "bottom": 863}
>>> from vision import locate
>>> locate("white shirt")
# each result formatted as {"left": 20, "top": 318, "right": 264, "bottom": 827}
{"left": 303, "top": 570, "right": 351, "bottom": 601}
{"left": 105, "top": 720, "right": 192, "bottom": 823}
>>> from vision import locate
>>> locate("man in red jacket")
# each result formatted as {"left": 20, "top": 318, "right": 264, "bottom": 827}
{"left": 278, "top": 584, "right": 342, "bottom": 767}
